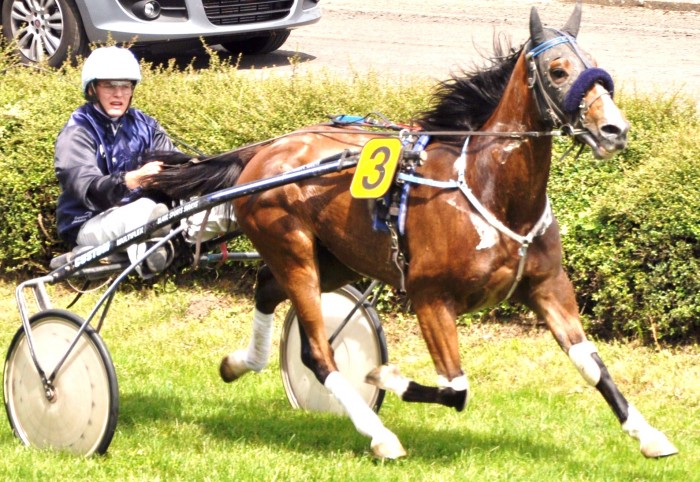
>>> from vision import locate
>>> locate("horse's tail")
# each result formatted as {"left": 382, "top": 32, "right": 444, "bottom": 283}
{"left": 141, "top": 142, "right": 265, "bottom": 199}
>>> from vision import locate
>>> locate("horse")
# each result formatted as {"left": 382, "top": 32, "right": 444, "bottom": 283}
{"left": 143, "top": 3, "right": 678, "bottom": 460}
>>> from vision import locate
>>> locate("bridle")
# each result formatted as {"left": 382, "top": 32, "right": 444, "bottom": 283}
{"left": 525, "top": 29, "right": 615, "bottom": 131}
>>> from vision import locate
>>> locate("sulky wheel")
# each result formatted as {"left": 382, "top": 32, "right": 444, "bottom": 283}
{"left": 3, "top": 309, "right": 118, "bottom": 455}
{"left": 280, "top": 285, "right": 388, "bottom": 414}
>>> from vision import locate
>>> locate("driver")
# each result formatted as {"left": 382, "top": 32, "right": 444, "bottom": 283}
{"left": 54, "top": 46, "right": 176, "bottom": 277}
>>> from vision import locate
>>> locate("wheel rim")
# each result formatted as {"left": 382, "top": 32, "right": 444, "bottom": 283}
{"left": 280, "top": 287, "right": 387, "bottom": 415}
{"left": 4, "top": 313, "right": 117, "bottom": 455}
{"left": 9, "top": 0, "right": 64, "bottom": 62}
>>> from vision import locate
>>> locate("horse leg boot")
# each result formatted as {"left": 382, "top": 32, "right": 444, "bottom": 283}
{"left": 568, "top": 340, "right": 678, "bottom": 457}
{"left": 529, "top": 270, "right": 678, "bottom": 458}
{"left": 366, "top": 365, "right": 469, "bottom": 411}
{"left": 367, "top": 297, "right": 469, "bottom": 411}
{"left": 220, "top": 267, "right": 286, "bottom": 382}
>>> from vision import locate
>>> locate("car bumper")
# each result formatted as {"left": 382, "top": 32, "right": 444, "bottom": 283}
{"left": 77, "top": 0, "right": 321, "bottom": 44}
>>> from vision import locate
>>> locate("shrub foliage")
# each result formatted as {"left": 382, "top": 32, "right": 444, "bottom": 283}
{"left": 0, "top": 47, "right": 697, "bottom": 343}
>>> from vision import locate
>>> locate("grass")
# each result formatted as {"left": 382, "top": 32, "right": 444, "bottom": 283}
{"left": 0, "top": 272, "right": 698, "bottom": 481}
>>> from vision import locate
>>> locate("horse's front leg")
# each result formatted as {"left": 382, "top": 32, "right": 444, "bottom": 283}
{"left": 526, "top": 268, "right": 678, "bottom": 458}
{"left": 366, "top": 295, "right": 469, "bottom": 411}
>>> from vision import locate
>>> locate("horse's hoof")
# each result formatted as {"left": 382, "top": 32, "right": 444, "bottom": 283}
{"left": 219, "top": 350, "right": 250, "bottom": 383}
{"left": 370, "top": 430, "right": 407, "bottom": 460}
{"left": 640, "top": 430, "right": 679, "bottom": 458}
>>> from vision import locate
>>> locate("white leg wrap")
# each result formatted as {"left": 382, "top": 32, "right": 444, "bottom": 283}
{"left": 244, "top": 310, "right": 274, "bottom": 372}
{"left": 568, "top": 340, "right": 601, "bottom": 386}
{"left": 437, "top": 374, "right": 470, "bottom": 392}
{"left": 325, "top": 371, "right": 406, "bottom": 458}
{"left": 365, "top": 365, "right": 410, "bottom": 396}
{"left": 325, "top": 371, "right": 386, "bottom": 439}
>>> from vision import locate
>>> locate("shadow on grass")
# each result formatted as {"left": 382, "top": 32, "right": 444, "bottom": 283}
{"left": 117, "top": 391, "right": 185, "bottom": 427}
{"left": 113, "top": 386, "right": 687, "bottom": 480}
{"left": 118, "top": 386, "right": 569, "bottom": 462}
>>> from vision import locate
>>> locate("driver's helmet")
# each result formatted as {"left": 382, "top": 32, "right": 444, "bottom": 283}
{"left": 81, "top": 47, "right": 141, "bottom": 101}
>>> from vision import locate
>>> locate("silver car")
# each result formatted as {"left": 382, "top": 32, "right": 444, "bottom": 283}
{"left": 1, "top": 0, "right": 321, "bottom": 67}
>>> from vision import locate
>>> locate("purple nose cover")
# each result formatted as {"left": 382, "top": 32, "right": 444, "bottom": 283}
{"left": 563, "top": 68, "right": 614, "bottom": 114}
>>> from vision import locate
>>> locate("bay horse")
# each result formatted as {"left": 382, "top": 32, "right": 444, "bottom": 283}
{"left": 144, "top": 3, "right": 678, "bottom": 459}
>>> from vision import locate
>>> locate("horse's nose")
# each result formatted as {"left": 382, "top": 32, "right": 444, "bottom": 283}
{"left": 600, "top": 120, "right": 629, "bottom": 149}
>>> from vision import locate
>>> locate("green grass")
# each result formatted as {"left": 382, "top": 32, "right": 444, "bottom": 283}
{"left": 0, "top": 274, "right": 698, "bottom": 481}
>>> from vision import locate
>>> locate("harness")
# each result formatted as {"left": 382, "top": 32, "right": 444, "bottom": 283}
{"left": 397, "top": 136, "right": 552, "bottom": 300}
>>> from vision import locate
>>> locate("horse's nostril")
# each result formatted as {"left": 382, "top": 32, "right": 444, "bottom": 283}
{"left": 601, "top": 123, "right": 628, "bottom": 141}
{"left": 602, "top": 124, "right": 620, "bottom": 136}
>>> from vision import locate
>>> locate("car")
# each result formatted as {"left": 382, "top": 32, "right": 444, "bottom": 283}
{"left": 0, "top": 0, "right": 321, "bottom": 67}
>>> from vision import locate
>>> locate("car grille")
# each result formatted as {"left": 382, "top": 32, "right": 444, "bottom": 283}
{"left": 202, "top": 0, "right": 293, "bottom": 26}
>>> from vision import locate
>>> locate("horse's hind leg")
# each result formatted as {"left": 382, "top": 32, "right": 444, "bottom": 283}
{"left": 222, "top": 236, "right": 405, "bottom": 458}
{"left": 366, "top": 294, "right": 469, "bottom": 411}
{"left": 527, "top": 269, "right": 678, "bottom": 458}
{"left": 220, "top": 265, "right": 285, "bottom": 382}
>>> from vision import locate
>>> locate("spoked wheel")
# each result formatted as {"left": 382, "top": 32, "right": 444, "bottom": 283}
{"left": 280, "top": 285, "right": 388, "bottom": 415}
{"left": 3, "top": 309, "right": 118, "bottom": 455}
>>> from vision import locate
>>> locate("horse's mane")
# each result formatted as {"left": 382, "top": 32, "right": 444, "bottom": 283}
{"left": 417, "top": 38, "right": 523, "bottom": 140}
{"left": 141, "top": 141, "right": 267, "bottom": 199}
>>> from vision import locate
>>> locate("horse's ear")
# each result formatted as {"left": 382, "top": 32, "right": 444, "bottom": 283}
{"left": 562, "top": 0, "right": 582, "bottom": 38}
{"left": 529, "top": 7, "right": 546, "bottom": 46}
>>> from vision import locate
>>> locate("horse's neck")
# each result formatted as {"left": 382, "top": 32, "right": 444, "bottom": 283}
{"left": 468, "top": 54, "right": 553, "bottom": 227}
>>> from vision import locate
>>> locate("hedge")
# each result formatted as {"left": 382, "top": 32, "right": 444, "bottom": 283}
{"left": 1, "top": 46, "right": 697, "bottom": 343}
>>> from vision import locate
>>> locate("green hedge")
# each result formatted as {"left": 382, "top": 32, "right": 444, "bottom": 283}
{"left": 548, "top": 95, "right": 700, "bottom": 343}
{"left": 1, "top": 47, "right": 698, "bottom": 343}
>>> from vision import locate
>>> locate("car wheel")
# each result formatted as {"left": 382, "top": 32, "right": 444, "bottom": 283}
{"left": 1, "top": 0, "right": 88, "bottom": 66}
{"left": 220, "top": 29, "right": 291, "bottom": 56}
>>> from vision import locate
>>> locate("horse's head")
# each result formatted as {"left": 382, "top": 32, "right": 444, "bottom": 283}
{"left": 526, "top": 2, "right": 629, "bottom": 159}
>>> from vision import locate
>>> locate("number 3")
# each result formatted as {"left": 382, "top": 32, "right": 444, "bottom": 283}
{"left": 350, "top": 138, "right": 402, "bottom": 199}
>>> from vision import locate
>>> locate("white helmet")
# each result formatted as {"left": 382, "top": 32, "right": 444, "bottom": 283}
{"left": 81, "top": 46, "right": 141, "bottom": 99}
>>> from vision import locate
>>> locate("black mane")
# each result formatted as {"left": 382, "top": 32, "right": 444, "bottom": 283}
{"left": 417, "top": 39, "right": 523, "bottom": 140}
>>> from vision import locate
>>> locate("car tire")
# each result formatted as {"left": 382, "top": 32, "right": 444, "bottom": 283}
{"left": 1, "top": 0, "right": 89, "bottom": 66}
{"left": 220, "top": 29, "right": 291, "bottom": 56}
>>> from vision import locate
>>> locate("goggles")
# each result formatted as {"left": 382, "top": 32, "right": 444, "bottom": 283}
{"left": 96, "top": 80, "right": 134, "bottom": 93}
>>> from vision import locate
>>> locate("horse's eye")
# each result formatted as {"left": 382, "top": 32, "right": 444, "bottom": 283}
{"left": 550, "top": 68, "right": 568, "bottom": 81}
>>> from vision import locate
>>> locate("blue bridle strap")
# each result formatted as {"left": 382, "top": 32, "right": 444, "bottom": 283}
{"left": 527, "top": 35, "right": 573, "bottom": 58}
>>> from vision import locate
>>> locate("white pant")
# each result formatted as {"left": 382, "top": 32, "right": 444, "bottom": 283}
{"left": 76, "top": 197, "right": 164, "bottom": 267}
{"left": 182, "top": 201, "right": 237, "bottom": 243}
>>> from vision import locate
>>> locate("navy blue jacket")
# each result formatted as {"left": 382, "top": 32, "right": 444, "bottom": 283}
{"left": 55, "top": 103, "right": 175, "bottom": 245}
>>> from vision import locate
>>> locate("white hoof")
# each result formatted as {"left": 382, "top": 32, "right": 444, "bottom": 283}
{"left": 639, "top": 429, "right": 679, "bottom": 458}
{"left": 370, "top": 429, "right": 407, "bottom": 460}
{"left": 219, "top": 350, "right": 250, "bottom": 383}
